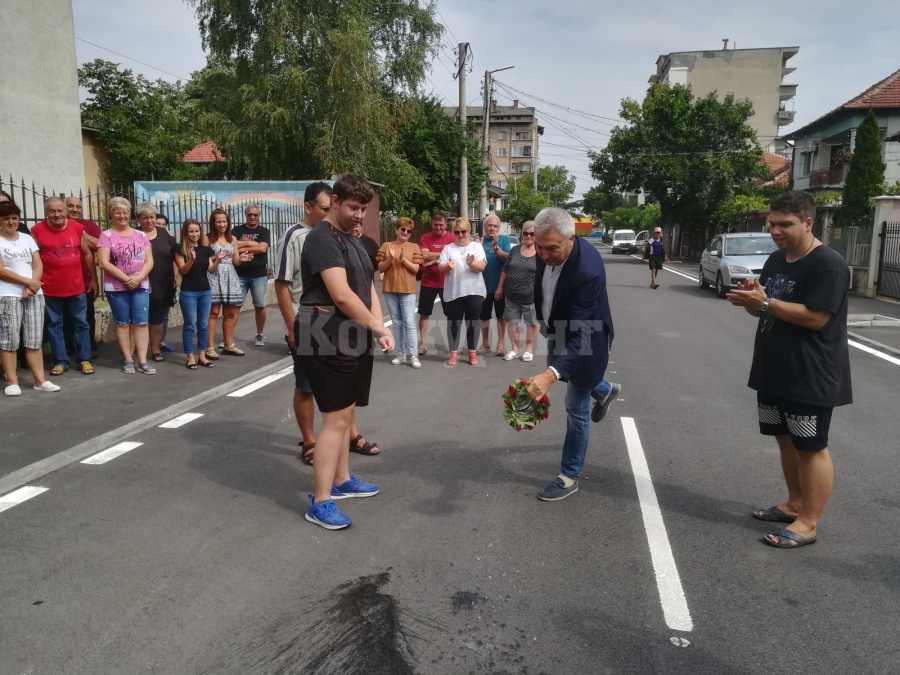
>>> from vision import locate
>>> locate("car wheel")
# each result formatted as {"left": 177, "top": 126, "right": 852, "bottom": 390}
{"left": 698, "top": 270, "right": 710, "bottom": 290}
{"left": 716, "top": 272, "right": 727, "bottom": 298}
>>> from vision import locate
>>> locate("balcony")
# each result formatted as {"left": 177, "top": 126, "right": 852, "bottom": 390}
{"left": 809, "top": 164, "right": 850, "bottom": 187}
{"left": 777, "top": 110, "right": 795, "bottom": 124}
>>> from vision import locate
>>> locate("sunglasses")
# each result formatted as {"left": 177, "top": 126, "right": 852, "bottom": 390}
{"left": 453, "top": 230, "right": 468, "bottom": 235}
{"left": 522, "top": 232, "right": 535, "bottom": 237}
{"left": 397, "top": 227, "right": 412, "bottom": 234}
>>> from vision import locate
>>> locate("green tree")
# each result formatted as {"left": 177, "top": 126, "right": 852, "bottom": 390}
{"left": 79, "top": 59, "right": 201, "bottom": 186}
{"left": 186, "top": 0, "right": 442, "bottom": 212}
{"left": 498, "top": 177, "right": 550, "bottom": 227}
{"left": 838, "top": 109, "right": 886, "bottom": 223}
{"left": 538, "top": 165, "right": 577, "bottom": 206}
{"left": 601, "top": 204, "right": 661, "bottom": 231}
{"left": 582, "top": 185, "right": 627, "bottom": 220}
{"left": 589, "top": 83, "right": 764, "bottom": 245}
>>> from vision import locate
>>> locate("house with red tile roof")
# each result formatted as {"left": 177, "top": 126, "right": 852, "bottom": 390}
{"left": 183, "top": 141, "right": 226, "bottom": 164}
{"left": 781, "top": 68, "right": 900, "bottom": 193}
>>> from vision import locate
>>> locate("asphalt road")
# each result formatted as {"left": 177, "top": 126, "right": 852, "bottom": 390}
{"left": 2, "top": 244, "right": 899, "bottom": 675}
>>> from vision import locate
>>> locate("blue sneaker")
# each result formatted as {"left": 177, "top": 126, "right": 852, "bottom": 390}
{"left": 591, "top": 382, "right": 621, "bottom": 423}
{"left": 538, "top": 476, "right": 579, "bottom": 501}
{"left": 331, "top": 474, "right": 380, "bottom": 500}
{"left": 305, "top": 496, "right": 352, "bottom": 530}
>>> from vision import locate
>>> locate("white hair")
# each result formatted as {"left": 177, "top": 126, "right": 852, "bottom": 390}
{"left": 484, "top": 213, "right": 501, "bottom": 226}
{"left": 533, "top": 207, "right": 575, "bottom": 238}
{"left": 244, "top": 203, "right": 260, "bottom": 214}
{"left": 134, "top": 201, "right": 157, "bottom": 218}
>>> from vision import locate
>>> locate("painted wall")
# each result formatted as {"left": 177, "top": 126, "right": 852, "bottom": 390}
{"left": 0, "top": 0, "right": 85, "bottom": 193}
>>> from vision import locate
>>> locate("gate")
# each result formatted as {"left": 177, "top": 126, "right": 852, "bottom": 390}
{"left": 877, "top": 221, "right": 900, "bottom": 299}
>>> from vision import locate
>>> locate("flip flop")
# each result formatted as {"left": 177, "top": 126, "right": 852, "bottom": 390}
{"left": 762, "top": 528, "right": 817, "bottom": 548}
{"left": 752, "top": 506, "right": 797, "bottom": 523}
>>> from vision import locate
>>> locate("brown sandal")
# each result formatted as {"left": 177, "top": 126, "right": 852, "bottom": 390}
{"left": 349, "top": 434, "right": 380, "bottom": 456}
{"left": 299, "top": 442, "right": 315, "bottom": 466}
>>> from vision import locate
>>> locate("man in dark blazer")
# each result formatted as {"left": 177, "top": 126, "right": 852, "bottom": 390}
{"left": 527, "top": 207, "right": 620, "bottom": 501}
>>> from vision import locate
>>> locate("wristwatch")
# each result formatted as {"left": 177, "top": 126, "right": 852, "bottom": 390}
{"left": 759, "top": 297, "right": 771, "bottom": 313}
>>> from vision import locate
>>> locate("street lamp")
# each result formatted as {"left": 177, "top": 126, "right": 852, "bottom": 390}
{"left": 480, "top": 66, "right": 515, "bottom": 221}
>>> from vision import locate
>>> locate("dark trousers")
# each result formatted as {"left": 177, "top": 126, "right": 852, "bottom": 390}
{"left": 444, "top": 294, "right": 482, "bottom": 352}
{"left": 64, "top": 290, "right": 96, "bottom": 353}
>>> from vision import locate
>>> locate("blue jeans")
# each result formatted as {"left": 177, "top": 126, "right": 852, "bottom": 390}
{"left": 106, "top": 289, "right": 150, "bottom": 326}
{"left": 560, "top": 378, "right": 613, "bottom": 479}
{"left": 239, "top": 276, "right": 268, "bottom": 308}
{"left": 384, "top": 292, "right": 417, "bottom": 356}
{"left": 179, "top": 290, "right": 212, "bottom": 355}
{"left": 45, "top": 294, "right": 91, "bottom": 366}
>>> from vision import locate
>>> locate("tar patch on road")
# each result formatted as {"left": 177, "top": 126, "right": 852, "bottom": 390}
{"left": 451, "top": 590, "right": 480, "bottom": 613}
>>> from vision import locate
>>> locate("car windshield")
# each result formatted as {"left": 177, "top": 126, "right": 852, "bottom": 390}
{"left": 614, "top": 232, "right": 633, "bottom": 240}
{"left": 725, "top": 237, "right": 778, "bottom": 255}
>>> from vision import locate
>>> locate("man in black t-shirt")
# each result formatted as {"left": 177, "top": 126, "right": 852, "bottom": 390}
{"left": 232, "top": 204, "right": 271, "bottom": 346}
{"left": 296, "top": 174, "right": 394, "bottom": 531}
{"left": 727, "top": 191, "right": 851, "bottom": 549}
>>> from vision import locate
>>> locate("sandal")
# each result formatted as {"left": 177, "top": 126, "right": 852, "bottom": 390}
{"left": 752, "top": 506, "right": 796, "bottom": 523}
{"left": 522, "top": 352, "right": 533, "bottom": 362}
{"left": 198, "top": 358, "right": 214, "bottom": 368}
{"left": 78, "top": 361, "right": 95, "bottom": 375}
{"left": 299, "top": 442, "right": 315, "bottom": 466}
{"left": 222, "top": 345, "right": 245, "bottom": 356}
{"left": 137, "top": 363, "right": 157, "bottom": 375}
{"left": 50, "top": 364, "right": 68, "bottom": 376}
{"left": 762, "top": 528, "right": 817, "bottom": 548}
{"left": 502, "top": 350, "right": 519, "bottom": 361}
{"left": 152, "top": 353, "right": 165, "bottom": 362}
{"left": 349, "top": 434, "right": 380, "bottom": 456}
{"left": 122, "top": 361, "right": 136, "bottom": 374}
{"left": 205, "top": 349, "right": 220, "bottom": 360}
{"left": 185, "top": 360, "right": 199, "bottom": 370}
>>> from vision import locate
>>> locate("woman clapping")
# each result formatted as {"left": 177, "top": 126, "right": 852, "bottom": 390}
{"left": 437, "top": 218, "right": 486, "bottom": 366}
{"left": 376, "top": 217, "right": 424, "bottom": 368}
{"left": 175, "top": 219, "right": 224, "bottom": 369}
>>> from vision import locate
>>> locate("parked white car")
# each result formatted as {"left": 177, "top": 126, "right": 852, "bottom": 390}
{"left": 611, "top": 229, "right": 639, "bottom": 254}
{"left": 699, "top": 232, "right": 778, "bottom": 297}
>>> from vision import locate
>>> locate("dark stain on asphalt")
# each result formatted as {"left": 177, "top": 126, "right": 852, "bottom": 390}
{"left": 32, "top": 600, "right": 43, "bottom": 605}
{"left": 452, "top": 590, "right": 480, "bottom": 613}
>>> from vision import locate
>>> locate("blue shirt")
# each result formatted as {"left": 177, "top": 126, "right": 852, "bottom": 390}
{"left": 482, "top": 234, "right": 512, "bottom": 292}
{"left": 649, "top": 239, "right": 664, "bottom": 257}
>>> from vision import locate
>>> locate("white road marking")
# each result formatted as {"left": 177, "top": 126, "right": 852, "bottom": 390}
{"left": 0, "top": 486, "right": 48, "bottom": 514}
{"left": 621, "top": 417, "right": 693, "bottom": 632}
{"left": 849, "top": 340, "right": 900, "bottom": 366}
{"left": 628, "top": 254, "right": 700, "bottom": 282}
{"left": 227, "top": 366, "right": 294, "bottom": 397}
{"left": 81, "top": 442, "right": 144, "bottom": 465}
{"left": 158, "top": 413, "right": 205, "bottom": 429}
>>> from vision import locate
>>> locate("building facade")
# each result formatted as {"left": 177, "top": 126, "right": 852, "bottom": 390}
{"left": 1, "top": 0, "right": 85, "bottom": 193}
{"left": 650, "top": 46, "right": 799, "bottom": 153}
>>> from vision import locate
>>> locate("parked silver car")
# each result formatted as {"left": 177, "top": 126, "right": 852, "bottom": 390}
{"left": 699, "top": 232, "right": 778, "bottom": 297}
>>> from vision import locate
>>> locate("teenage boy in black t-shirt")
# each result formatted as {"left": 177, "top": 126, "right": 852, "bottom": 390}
{"left": 296, "top": 174, "right": 394, "bottom": 531}
{"left": 232, "top": 204, "right": 271, "bottom": 346}
{"left": 727, "top": 191, "right": 851, "bottom": 549}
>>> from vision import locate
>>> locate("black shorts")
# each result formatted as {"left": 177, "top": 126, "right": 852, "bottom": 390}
{"left": 148, "top": 299, "right": 171, "bottom": 326}
{"left": 285, "top": 334, "right": 312, "bottom": 393}
{"left": 297, "top": 327, "right": 373, "bottom": 413}
{"left": 418, "top": 286, "right": 444, "bottom": 316}
{"left": 480, "top": 294, "right": 505, "bottom": 321}
{"left": 648, "top": 256, "right": 664, "bottom": 271}
{"left": 757, "top": 393, "right": 833, "bottom": 451}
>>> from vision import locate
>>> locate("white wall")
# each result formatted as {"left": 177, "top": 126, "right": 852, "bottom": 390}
{"left": 0, "top": 0, "right": 85, "bottom": 194}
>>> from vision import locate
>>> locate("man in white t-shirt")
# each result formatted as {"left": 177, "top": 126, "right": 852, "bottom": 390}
{"left": 0, "top": 201, "right": 60, "bottom": 395}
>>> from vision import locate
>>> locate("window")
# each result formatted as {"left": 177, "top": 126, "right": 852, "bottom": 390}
{"left": 495, "top": 164, "right": 507, "bottom": 174}
{"left": 497, "top": 131, "right": 508, "bottom": 141}
{"left": 513, "top": 163, "right": 531, "bottom": 174}
{"left": 496, "top": 147, "right": 507, "bottom": 157}
{"left": 496, "top": 180, "right": 507, "bottom": 189}
{"left": 514, "top": 131, "right": 532, "bottom": 141}
{"left": 801, "top": 151, "right": 816, "bottom": 176}
{"left": 512, "top": 145, "right": 532, "bottom": 157}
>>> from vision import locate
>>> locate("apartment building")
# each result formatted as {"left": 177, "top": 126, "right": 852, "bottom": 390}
{"left": 443, "top": 100, "right": 541, "bottom": 189}
{"left": 650, "top": 45, "right": 800, "bottom": 153}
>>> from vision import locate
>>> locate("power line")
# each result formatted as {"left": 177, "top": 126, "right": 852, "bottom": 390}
{"left": 435, "top": 8, "right": 460, "bottom": 45}
{"left": 424, "top": 75, "right": 451, "bottom": 105}
{"left": 494, "top": 79, "right": 623, "bottom": 125}
{"left": 76, "top": 36, "right": 193, "bottom": 81}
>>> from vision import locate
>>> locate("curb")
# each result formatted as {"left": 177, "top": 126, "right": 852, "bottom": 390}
{"left": 847, "top": 331, "right": 900, "bottom": 359}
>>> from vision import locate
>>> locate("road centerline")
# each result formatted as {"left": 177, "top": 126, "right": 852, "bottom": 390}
{"left": 81, "top": 442, "right": 144, "bottom": 465}
{"left": 620, "top": 416, "right": 694, "bottom": 633}
{"left": 227, "top": 366, "right": 294, "bottom": 398}
{"left": 0, "top": 486, "right": 48, "bottom": 514}
{"left": 159, "top": 413, "right": 205, "bottom": 429}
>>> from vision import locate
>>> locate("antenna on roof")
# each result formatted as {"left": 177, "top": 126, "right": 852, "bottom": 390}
{"left": 722, "top": 38, "right": 729, "bottom": 50}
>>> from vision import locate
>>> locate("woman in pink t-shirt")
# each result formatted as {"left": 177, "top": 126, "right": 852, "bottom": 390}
{"left": 97, "top": 197, "right": 155, "bottom": 374}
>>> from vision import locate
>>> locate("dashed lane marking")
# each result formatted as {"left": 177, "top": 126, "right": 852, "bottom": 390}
{"left": 159, "top": 413, "right": 205, "bottom": 429}
{"left": 621, "top": 417, "right": 694, "bottom": 632}
{"left": 0, "top": 486, "right": 48, "bottom": 514}
{"left": 849, "top": 340, "right": 900, "bottom": 367}
{"left": 81, "top": 442, "right": 144, "bottom": 465}
{"left": 227, "top": 366, "right": 294, "bottom": 398}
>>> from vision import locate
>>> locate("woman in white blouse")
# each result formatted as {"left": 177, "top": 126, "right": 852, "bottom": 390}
{"left": 437, "top": 218, "right": 487, "bottom": 366}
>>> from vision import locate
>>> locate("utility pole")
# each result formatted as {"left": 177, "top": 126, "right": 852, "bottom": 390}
{"left": 480, "top": 65, "right": 514, "bottom": 222}
{"left": 457, "top": 43, "right": 468, "bottom": 219}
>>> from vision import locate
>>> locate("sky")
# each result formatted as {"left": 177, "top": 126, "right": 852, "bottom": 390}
{"left": 73, "top": 0, "right": 900, "bottom": 201}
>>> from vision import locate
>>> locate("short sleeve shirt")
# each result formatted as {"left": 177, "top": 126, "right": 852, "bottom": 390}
{"left": 438, "top": 242, "right": 486, "bottom": 302}
{"left": 274, "top": 222, "right": 314, "bottom": 316}
{"left": 0, "top": 233, "right": 42, "bottom": 297}
{"left": 748, "top": 245, "right": 852, "bottom": 407}
{"left": 97, "top": 228, "right": 151, "bottom": 293}
{"left": 419, "top": 231, "right": 455, "bottom": 288}
{"left": 147, "top": 227, "right": 177, "bottom": 300}
{"left": 232, "top": 224, "right": 271, "bottom": 279}
{"left": 31, "top": 219, "right": 85, "bottom": 298}
{"left": 482, "top": 234, "right": 512, "bottom": 292}
{"left": 299, "top": 221, "right": 373, "bottom": 332}
{"left": 376, "top": 241, "right": 424, "bottom": 294}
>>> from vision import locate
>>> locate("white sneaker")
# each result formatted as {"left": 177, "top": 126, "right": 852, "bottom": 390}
{"left": 254, "top": 333, "right": 265, "bottom": 346}
{"left": 410, "top": 355, "right": 421, "bottom": 369}
{"left": 391, "top": 353, "right": 407, "bottom": 365}
{"left": 34, "top": 381, "right": 61, "bottom": 392}
{"left": 5, "top": 384, "right": 22, "bottom": 396}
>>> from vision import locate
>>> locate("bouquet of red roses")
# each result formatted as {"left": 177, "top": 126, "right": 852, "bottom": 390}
{"left": 502, "top": 379, "right": 551, "bottom": 432}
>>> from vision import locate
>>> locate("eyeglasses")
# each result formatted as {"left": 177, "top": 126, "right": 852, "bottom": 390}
{"left": 453, "top": 230, "right": 468, "bottom": 235}
{"left": 398, "top": 227, "right": 412, "bottom": 234}
{"left": 522, "top": 232, "right": 535, "bottom": 237}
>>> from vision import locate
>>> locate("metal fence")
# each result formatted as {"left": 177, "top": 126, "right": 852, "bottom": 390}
{"left": 877, "top": 221, "right": 900, "bottom": 300}
{"left": 1, "top": 175, "right": 306, "bottom": 272}
{"left": 828, "top": 222, "right": 873, "bottom": 268}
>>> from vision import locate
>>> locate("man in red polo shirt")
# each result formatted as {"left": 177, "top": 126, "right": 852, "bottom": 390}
{"left": 63, "top": 196, "right": 101, "bottom": 358}
{"left": 31, "top": 197, "right": 95, "bottom": 375}
{"left": 416, "top": 212, "right": 454, "bottom": 354}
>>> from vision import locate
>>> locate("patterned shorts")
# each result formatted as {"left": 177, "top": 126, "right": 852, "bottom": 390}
{"left": 757, "top": 392, "right": 833, "bottom": 451}
{"left": 0, "top": 295, "right": 45, "bottom": 351}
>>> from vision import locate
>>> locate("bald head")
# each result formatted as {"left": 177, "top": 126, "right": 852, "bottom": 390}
{"left": 66, "top": 196, "right": 83, "bottom": 220}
